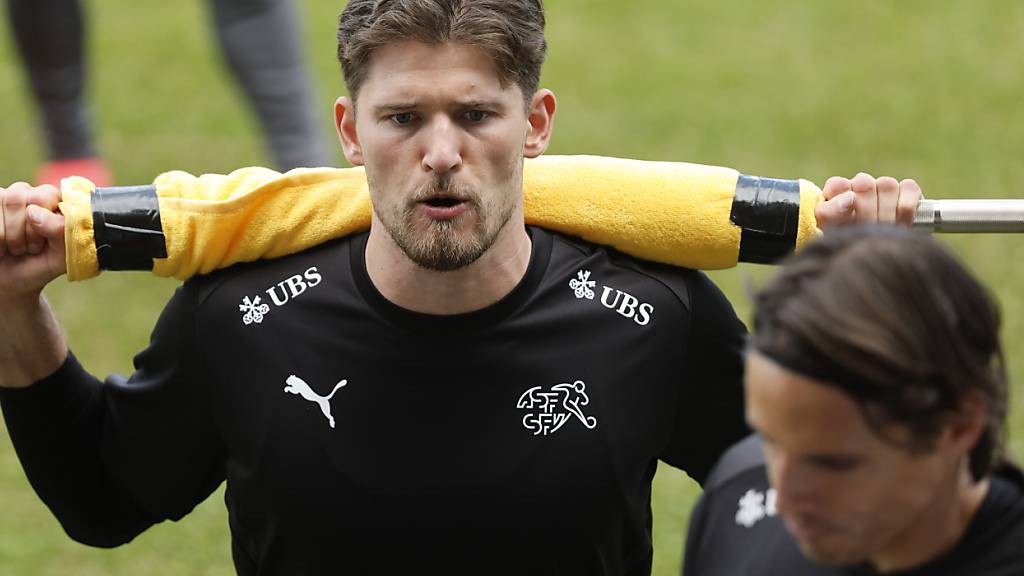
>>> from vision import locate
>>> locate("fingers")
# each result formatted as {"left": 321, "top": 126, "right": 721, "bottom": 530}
{"left": 26, "top": 205, "right": 66, "bottom": 244}
{"left": 814, "top": 190, "right": 856, "bottom": 228}
{"left": 816, "top": 176, "right": 857, "bottom": 229}
{"left": 2, "top": 183, "right": 62, "bottom": 258}
{"left": 897, "top": 179, "right": 923, "bottom": 226}
{"left": 27, "top": 206, "right": 68, "bottom": 278}
{"left": 22, "top": 185, "right": 60, "bottom": 255}
{"left": 822, "top": 176, "right": 852, "bottom": 201}
{"left": 817, "top": 172, "right": 925, "bottom": 230}
{"left": 0, "top": 189, "right": 5, "bottom": 260}
{"left": 26, "top": 184, "right": 60, "bottom": 211}
{"left": 876, "top": 176, "right": 900, "bottom": 224}
{"left": 3, "top": 183, "right": 29, "bottom": 257}
{"left": 850, "top": 172, "right": 879, "bottom": 223}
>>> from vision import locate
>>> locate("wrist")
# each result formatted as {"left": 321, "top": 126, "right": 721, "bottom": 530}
{"left": 0, "top": 294, "right": 69, "bottom": 388}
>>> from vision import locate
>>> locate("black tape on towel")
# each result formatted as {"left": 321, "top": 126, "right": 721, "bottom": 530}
{"left": 92, "top": 185, "right": 168, "bottom": 271}
{"left": 730, "top": 175, "right": 801, "bottom": 264}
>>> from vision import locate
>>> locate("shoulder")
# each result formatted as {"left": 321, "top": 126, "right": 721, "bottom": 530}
{"left": 703, "top": 434, "right": 767, "bottom": 490}
{"left": 541, "top": 227, "right": 730, "bottom": 317}
{"left": 186, "top": 234, "right": 357, "bottom": 308}
{"left": 962, "top": 463, "right": 1024, "bottom": 573}
{"left": 690, "top": 435, "right": 772, "bottom": 538}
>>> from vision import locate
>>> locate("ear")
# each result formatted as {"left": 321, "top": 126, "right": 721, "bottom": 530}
{"left": 946, "top": 390, "right": 988, "bottom": 455}
{"left": 335, "top": 96, "right": 364, "bottom": 166}
{"left": 523, "top": 89, "right": 556, "bottom": 158}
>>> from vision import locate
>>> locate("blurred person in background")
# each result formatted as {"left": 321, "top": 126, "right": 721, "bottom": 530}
{"left": 683, "top": 225, "right": 1024, "bottom": 576}
{"left": 5, "top": 0, "right": 332, "bottom": 186}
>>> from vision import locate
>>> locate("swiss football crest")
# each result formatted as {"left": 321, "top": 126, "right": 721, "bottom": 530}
{"left": 517, "top": 380, "right": 598, "bottom": 436}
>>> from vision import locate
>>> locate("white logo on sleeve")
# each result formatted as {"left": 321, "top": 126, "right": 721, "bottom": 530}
{"left": 569, "top": 270, "right": 596, "bottom": 300}
{"left": 517, "top": 380, "right": 598, "bottom": 436}
{"left": 239, "top": 296, "right": 271, "bottom": 325}
{"left": 735, "top": 488, "right": 778, "bottom": 528}
{"left": 284, "top": 374, "right": 348, "bottom": 428}
{"left": 239, "top": 266, "right": 323, "bottom": 326}
{"left": 568, "top": 269, "right": 655, "bottom": 326}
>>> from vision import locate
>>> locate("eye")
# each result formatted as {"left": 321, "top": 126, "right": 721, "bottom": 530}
{"left": 391, "top": 112, "right": 416, "bottom": 125}
{"left": 807, "top": 455, "right": 861, "bottom": 473}
{"left": 464, "top": 110, "right": 489, "bottom": 122}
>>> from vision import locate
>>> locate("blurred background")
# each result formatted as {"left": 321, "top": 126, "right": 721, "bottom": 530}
{"left": 1, "top": 0, "right": 1022, "bottom": 574}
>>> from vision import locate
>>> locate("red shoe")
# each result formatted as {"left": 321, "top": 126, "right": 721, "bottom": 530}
{"left": 36, "top": 157, "right": 112, "bottom": 187}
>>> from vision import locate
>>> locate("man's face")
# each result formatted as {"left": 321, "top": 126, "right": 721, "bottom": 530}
{"left": 337, "top": 41, "right": 550, "bottom": 271}
{"left": 744, "top": 352, "right": 963, "bottom": 567}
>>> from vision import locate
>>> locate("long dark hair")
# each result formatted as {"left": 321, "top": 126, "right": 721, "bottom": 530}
{"left": 751, "top": 225, "right": 1008, "bottom": 481}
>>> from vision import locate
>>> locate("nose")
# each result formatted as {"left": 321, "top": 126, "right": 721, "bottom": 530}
{"left": 769, "top": 454, "right": 805, "bottom": 514}
{"left": 421, "top": 116, "right": 463, "bottom": 175}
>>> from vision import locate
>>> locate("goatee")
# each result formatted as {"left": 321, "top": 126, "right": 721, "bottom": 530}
{"left": 378, "top": 176, "right": 514, "bottom": 271}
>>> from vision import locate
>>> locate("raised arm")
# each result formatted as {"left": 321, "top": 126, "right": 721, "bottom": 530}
{"left": 0, "top": 182, "right": 68, "bottom": 388}
{"left": 1, "top": 182, "right": 224, "bottom": 546}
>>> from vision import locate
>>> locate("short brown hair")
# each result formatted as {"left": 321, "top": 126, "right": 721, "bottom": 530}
{"left": 337, "top": 0, "right": 547, "bottom": 101}
{"left": 751, "top": 225, "right": 1009, "bottom": 481}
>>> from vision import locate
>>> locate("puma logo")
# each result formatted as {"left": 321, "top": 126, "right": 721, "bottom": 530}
{"left": 284, "top": 375, "right": 348, "bottom": 428}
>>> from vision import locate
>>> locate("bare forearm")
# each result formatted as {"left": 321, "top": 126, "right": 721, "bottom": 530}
{"left": 0, "top": 294, "right": 69, "bottom": 388}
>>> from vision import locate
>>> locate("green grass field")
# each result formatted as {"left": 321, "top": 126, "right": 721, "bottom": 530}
{"left": 2, "top": 1, "right": 1023, "bottom": 574}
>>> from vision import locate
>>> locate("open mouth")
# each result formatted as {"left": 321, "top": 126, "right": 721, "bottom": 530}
{"left": 422, "top": 197, "right": 464, "bottom": 208}
{"left": 416, "top": 195, "right": 471, "bottom": 220}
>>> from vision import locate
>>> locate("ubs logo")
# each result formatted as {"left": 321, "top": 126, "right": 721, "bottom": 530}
{"left": 569, "top": 269, "right": 654, "bottom": 326}
{"left": 239, "top": 266, "right": 323, "bottom": 325}
{"left": 599, "top": 286, "right": 654, "bottom": 326}
{"left": 265, "top": 266, "right": 323, "bottom": 306}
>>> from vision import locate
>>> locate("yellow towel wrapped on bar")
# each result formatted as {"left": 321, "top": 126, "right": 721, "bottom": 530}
{"left": 59, "top": 155, "right": 823, "bottom": 281}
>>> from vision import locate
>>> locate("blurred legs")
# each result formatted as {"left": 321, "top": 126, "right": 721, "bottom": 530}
{"left": 209, "top": 0, "right": 332, "bottom": 170}
{"left": 6, "top": 0, "right": 96, "bottom": 161}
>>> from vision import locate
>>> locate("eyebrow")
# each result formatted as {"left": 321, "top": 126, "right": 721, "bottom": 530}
{"left": 458, "top": 99, "right": 506, "bottom": 110}
{"left": 803, "top": 453, "right": 863, "bottom": 469}
{"left": 373, "top": 103, "right": 419, "bottom": 114}
{"left": 757, "top": 431, "right": 863, "bottom": 467}
{"left": 372, "top": 99, "right": 507, "bottom": 115}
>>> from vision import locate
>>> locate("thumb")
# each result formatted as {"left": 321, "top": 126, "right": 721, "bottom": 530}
{"left": 814, "top": 190, "right": 856, "bottom": 231}
{"left": 26, "top": 205, "right": 66, "bottom": 244}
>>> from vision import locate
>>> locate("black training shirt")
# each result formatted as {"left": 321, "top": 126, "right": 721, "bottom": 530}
{"left": 683, "top": 435, "right": 1024, "bottom": 576}
{"left": 2, "top": 227, "right": 750, "bottom": 575}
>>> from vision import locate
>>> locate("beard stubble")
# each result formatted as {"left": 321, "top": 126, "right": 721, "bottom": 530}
{"left": 376, "top": 172, "right": 518, "bottom": 271}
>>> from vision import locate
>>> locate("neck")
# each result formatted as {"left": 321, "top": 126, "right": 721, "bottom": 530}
{"left": 364, "top": 212, "right": 532, "bottom": 315}
{"left": 870, "top": 465, "right": 990, "bottom": 573}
